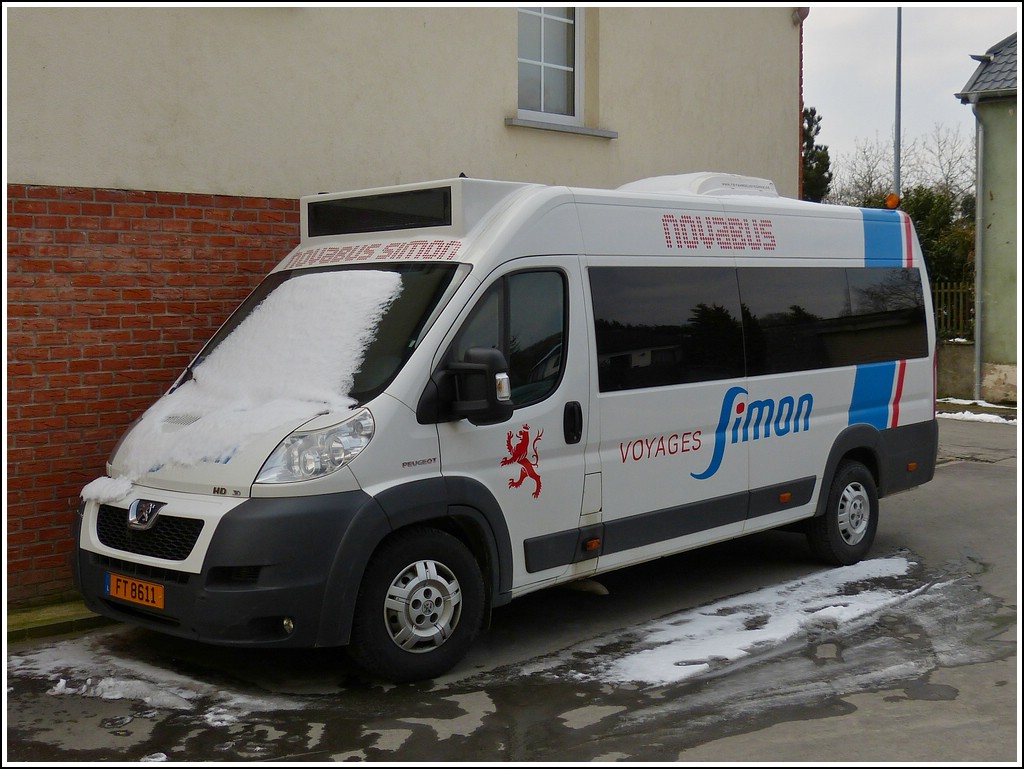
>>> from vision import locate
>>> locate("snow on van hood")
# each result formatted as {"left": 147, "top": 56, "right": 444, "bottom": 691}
{"left": 84, "top": 270, "right": 402, "bottom": 499}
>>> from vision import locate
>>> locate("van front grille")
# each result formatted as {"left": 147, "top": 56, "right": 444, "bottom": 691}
{"left": 92, "top": 553, "right": 192, "bottom": 585}
{"left": 96, "top": 504, "right": 204, "bottom": 561}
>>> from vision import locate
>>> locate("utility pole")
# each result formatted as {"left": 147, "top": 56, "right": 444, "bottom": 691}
{"left": 894, "top": 7, "right": 902, "bottom": 199}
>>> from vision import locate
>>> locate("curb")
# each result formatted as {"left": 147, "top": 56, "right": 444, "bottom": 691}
{"left": 935, "top": 400, "right": 1017, "bottom": 422}
{"left": 7, "top": 601, "right": 117, "bottom": 644}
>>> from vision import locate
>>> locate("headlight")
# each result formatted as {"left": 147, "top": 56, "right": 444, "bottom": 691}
{"left": 255, "top": 409, "right": 374, "bottom": 484}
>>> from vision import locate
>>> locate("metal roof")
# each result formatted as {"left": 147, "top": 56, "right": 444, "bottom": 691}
{"left": 956, "top": 33, "right": 1017, "bottom": 103}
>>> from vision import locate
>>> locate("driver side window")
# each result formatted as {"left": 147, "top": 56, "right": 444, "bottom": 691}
{"left": 450, "top": 270, "right": 566, "bottom": 405}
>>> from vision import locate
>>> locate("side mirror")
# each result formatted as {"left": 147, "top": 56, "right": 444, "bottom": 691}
{"left": 449, "top": 347, "right": 513, "bottom": 425}
{"left": 416, "top": 347, "right": 513, "bottom": 426}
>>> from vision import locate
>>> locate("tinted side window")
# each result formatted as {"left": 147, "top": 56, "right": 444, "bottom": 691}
{"left": 739, "top": 267, "right": 928, "bottom": 375}
{"left": 739, "top": 267, "right": 849, "bottom": 375}
{"left": 845, "top": 267, "right": 928, "bottom": 363}
{"left": 449, "top": 270, "right": 566, "bottom": 405}
{"left": 589, "top": 267, "right": 744, "bottom": 392}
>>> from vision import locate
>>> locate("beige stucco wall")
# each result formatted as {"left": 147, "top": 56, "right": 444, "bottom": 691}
{"left": 7, "top": 6, "right": 800, "bottom": 198}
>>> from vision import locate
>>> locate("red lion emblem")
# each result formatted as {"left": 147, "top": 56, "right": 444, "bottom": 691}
{"left": 501, "top": 423, "right": 543, "bottom": 498}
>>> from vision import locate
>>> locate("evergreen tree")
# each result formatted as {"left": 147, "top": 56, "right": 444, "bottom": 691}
{"left": 899, "top": 185, "right": 975, "bottom": 284}
{"left": 801, "top": 107, "right": 833, "bottom": 202}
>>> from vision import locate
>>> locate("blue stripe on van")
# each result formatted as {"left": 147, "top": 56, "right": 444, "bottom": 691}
{"left": 849, "top": 362, "right": 895, "bottom": 429}
{"left": 861, "top": 208, "right": 904, "bottom": 267}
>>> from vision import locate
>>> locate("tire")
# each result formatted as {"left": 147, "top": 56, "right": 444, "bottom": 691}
{"left": 347, "top": 527, "right": 485, "bottom": 683}
{"left": 806, "top": 460, "right": 878, "bottom": 566}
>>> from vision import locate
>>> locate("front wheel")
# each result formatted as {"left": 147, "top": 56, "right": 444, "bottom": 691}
{"left": 347, "top": 527, "right": 485, "bottom": 683}
{"left": 806, "top": 460, "right": 878, "bottom": 566}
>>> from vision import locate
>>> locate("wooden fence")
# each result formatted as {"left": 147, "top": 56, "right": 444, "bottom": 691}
{"left": 932, "top": 281, "right": 974, "bottom": 340}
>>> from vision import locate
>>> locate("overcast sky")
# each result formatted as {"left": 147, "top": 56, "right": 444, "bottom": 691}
{"left": 801, "top": 4, "right": 1020, "bottom": 164}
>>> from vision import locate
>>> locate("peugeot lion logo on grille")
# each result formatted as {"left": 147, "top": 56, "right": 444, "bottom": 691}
{"left": 127, "top": 499, "right": 166, "bottom": 531}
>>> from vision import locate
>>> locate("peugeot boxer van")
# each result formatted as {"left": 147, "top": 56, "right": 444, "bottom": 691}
{"left": 74, "top": 173, "right": 939, "bottom": 682}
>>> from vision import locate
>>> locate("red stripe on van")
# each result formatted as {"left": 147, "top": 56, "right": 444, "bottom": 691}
{"left": 891, "top": 359, "right": 907, "bottom": 428}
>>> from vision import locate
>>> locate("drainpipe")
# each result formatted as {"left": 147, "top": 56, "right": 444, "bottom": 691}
{"left": 972, "top": 106, "right": 984, "bottom": 402}
{"left": 794, "top": 7, "right": 809, "bottom": 198}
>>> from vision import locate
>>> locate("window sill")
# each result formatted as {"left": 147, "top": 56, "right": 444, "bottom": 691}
{"left": 504, "top": 117, "right": 618, "bottom": 139}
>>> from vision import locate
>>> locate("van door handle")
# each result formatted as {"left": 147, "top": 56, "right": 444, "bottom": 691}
{"left": 563, "top": 401, "right": 583, "bottom": 445}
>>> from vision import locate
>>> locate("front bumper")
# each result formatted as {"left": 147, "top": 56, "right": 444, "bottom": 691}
{"left": 74, "top": 489, "right": 380, "bottom": 647}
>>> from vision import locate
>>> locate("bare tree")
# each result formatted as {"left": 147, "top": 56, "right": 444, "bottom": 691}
{"left": 825, "top": 124, "right": 976, "bottom": 210}
{"left": 904, "top": 123, "right": 975, "bottom": 203}
{"left": 825, "top": 132, "right": 894, "bottom": 206}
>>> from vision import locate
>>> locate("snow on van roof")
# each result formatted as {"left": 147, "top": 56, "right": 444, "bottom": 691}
{"left": 85, "top": 270, "right": 402, "bottom": 494}
{"left": 617, "top": 172, "right": 779, "bottom": 197}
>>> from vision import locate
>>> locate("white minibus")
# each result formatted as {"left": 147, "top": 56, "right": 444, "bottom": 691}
{"left": 75, "top": 173, "right": 939, "bottom": 682}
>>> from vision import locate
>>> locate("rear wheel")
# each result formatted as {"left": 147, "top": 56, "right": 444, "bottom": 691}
{"left": 806, "top": 460, "right": 878, "bottom": 566}
{"left": 347, "top": 527, "right": 485, "bottom": 683}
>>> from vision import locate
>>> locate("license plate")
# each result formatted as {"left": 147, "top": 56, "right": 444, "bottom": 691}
{"left": 105, "top": 573, "right": 165, "bottom": 610}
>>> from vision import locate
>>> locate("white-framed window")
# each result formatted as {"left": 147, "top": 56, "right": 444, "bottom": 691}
{"left": 517, "top": 7, "right": 583, "bottom": 126}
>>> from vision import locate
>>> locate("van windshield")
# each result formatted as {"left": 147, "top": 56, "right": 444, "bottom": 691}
{"left": 183, "top": 263, "right": 462, "bottom": 407}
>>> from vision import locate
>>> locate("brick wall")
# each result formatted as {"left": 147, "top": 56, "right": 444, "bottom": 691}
{"left": 6, "top": 184, "right": 300, "bottom": 607}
